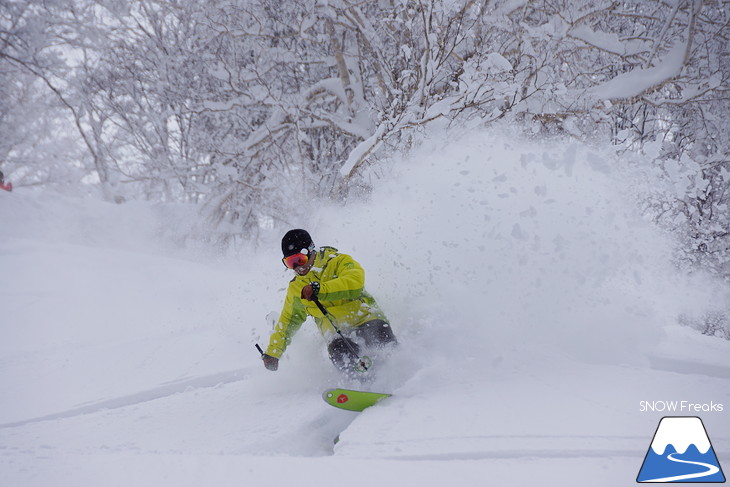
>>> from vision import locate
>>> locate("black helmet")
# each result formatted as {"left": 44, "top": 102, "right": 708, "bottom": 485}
{"left": 281, "top": 229, "right": 314, "bottom": 257}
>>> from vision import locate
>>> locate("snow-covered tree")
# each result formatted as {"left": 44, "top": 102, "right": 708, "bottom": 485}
{"left": 0, "top": 0, "right": 89, "bottom": 188}
{"left": 3, "top": 0, "right": 728, "bottom": 274}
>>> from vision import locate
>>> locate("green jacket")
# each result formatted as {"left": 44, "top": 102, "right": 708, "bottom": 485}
{"left": 265, "top": 246, "right": 387, "bottom": 359}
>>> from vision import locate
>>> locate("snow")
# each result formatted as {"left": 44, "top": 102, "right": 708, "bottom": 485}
{"left": 486, "top": 52, "right": 513, "bottom": 72}
{"left": 1, "top": 128, "right": 729, "bottom": 486}
{"left": 569, "top": 24, "right": 626, "bottom": 55}
{"left": 339, "top": 123, "right": 387, "bottom": 177}
{"left": 568, "top": 25, "right": 647, "bottom": 58}
{"left": 590, "top": 41, "right": 687, "bottom": 100}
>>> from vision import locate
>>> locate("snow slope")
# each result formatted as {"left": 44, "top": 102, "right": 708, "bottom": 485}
{"left": 1, "top": 128, "right": 728, "bottom": 486}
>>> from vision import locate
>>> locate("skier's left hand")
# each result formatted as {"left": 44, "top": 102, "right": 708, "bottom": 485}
{"left": 261, "top": 354, "right": 279, "bottom": 371}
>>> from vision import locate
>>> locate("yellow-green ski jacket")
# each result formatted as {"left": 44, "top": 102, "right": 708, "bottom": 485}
{"left": 266, "top": 246, "right": 387, "bottom": 359}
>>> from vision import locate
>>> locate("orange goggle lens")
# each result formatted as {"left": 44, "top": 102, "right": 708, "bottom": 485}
{"left": 282, "top": 253, "right": 308, "bottom": 269}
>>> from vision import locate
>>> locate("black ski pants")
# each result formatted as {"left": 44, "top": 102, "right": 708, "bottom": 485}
{"left": 327, "top": 319, "right": 397, "bottom": 372}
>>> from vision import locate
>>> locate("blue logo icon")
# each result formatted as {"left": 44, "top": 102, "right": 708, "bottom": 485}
{"left": 637, "top": 416, "right": 725, "bottom": 483}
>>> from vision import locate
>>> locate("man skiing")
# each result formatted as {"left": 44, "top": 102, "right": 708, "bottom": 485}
{"left": 261, "top": 229, "right": 396, "bottom": 375}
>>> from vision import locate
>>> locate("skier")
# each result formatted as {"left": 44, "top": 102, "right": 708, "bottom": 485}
{"left": 0, "top": 170, "right": 12, "bottom": 192}
{"left": 261, "top": 229, "right": 396, "bottom": 375}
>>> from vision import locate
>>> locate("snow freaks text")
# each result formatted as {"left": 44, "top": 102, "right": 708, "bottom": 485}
{"left": 639, "top": 401, "right": 724, "bottom": 413}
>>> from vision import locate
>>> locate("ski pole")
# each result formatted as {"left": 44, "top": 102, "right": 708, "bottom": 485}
{"left": 312, "top": 297, "right": 371, "bottom": 372}
{"left": 255, "top": 344, "right": 264, "bottom": 356}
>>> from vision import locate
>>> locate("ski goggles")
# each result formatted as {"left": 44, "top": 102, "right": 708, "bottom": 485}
{"left": 282, "top": 252, "right": 309, "bottom": 269}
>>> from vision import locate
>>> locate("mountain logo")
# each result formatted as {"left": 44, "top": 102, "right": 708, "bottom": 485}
{"left": 637, "top": 416, "right": 726, "bottom": 483}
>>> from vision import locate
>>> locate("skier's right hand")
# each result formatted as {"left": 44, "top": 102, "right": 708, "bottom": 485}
{"left": 262, "top": 353, "right": 279, "bottom": 371}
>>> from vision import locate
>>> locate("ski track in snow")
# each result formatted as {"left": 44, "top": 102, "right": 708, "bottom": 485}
{"left": 0, "top": 368, "right": 252, "bottom": 429}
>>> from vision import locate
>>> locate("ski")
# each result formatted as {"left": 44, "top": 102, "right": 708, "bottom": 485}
{"left": 322, "top": 388, "right": 391, "bottom": 412}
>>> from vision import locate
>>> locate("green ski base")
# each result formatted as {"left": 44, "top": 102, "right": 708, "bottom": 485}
{"left": 322, "top": 388, "right": 391, "bottom": 412}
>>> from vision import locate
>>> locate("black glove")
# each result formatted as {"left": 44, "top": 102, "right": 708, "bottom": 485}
{"left": 262, "top": 353, "right": 279, "bottom": 371}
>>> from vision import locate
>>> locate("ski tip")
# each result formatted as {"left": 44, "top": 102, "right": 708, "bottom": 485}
{"left": 322, "top": 388, "right": 392, "bottom": 412}
{"left": 322, "top": 388, "right": 391, "bottom": 397}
